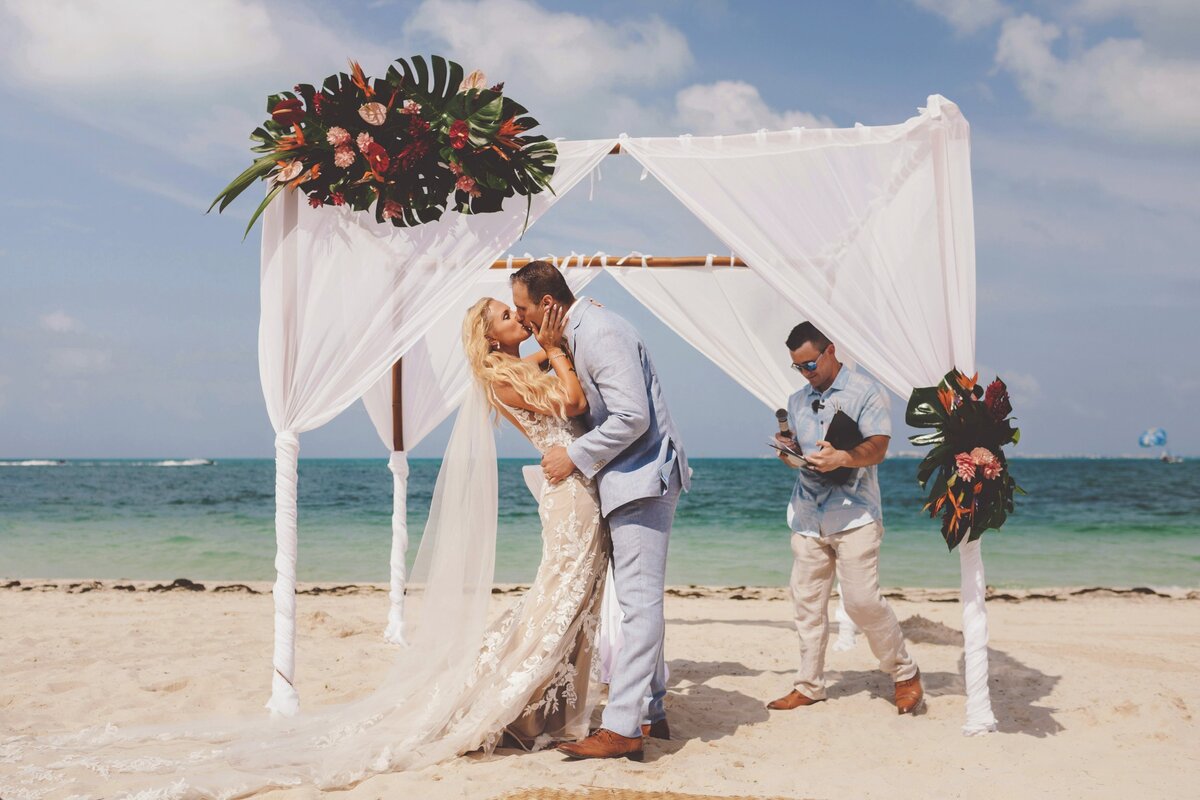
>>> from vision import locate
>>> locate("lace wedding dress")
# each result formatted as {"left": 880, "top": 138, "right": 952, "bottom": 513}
{"left": 0, "top": 390, "right": 609, "bottom": 799}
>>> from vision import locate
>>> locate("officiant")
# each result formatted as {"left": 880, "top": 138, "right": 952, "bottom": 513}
{"left": 766, "top": 322, "right": 924, "bottom": 715}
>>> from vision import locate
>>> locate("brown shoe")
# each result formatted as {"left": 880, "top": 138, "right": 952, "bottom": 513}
{"left": 895, "top": 669, "right": 925, "bottom": 715}
{"left": 766, "top": 689, "right": 824, "bottom": 710}
{"left": 558, "top": 728, "right": 644, "bottom": 761}
{"left": 642, "top": 718, "right": 670, "bottom": 740}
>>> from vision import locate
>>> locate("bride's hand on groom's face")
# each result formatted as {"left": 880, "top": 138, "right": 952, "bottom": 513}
{"left": 535, "top": 303, "right": 567, "bottom": 350}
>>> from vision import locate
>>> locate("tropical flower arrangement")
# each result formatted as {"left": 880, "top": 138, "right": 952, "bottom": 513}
{"left": 906, "top": 369, "right": 1023, "bottom": 550}
{"left": 210, "top": 56, "right": 558, "bottom": 236}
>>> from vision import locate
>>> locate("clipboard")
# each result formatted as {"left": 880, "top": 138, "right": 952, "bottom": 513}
{"left": 767, "top": 440, "right": 813, "bottom": 466}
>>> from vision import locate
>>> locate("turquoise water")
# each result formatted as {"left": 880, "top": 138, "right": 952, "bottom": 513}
{"left": 1, "top": 458, "right": 1197, "bottom": 588}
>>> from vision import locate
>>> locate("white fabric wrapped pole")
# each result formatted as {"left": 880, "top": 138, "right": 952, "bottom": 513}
{"left": 383, "top": 451, "right": 410, "bottom": 645}
{"left": 959, "top": 537, "right": 997, "bottom": 733}
{"left": 266, "top": 431, "right": 301, "bottom": 716}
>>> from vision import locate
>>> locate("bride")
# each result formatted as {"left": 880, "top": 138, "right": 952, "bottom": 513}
{"left": 0, "top": 299, "right": 609, "bottom": 798}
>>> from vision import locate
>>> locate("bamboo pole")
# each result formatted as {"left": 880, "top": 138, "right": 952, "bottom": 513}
{"left": 390, "top": 359, "right": 404, "bottom": 451}
{"left": 489, "top": 255, "right": 747, "bottom": 269}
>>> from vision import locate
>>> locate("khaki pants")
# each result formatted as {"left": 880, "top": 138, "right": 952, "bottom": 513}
{"left": 788, "top": 520, "right": 917, "bottom": 700}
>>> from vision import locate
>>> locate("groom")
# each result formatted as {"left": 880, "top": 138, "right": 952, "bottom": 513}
{"left": 511, "top": 261, "right": 689, "bottom": 762}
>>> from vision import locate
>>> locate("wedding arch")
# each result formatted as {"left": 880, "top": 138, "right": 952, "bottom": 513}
{"left": 257, "top": 95, "right": 996, "bottom": 735}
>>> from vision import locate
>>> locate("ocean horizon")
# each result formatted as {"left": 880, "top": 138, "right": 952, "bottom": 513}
{"left": 2, "top": 457, "right": 1197, "bottom": 589}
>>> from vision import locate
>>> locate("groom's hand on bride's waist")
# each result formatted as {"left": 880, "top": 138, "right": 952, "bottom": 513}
{"left": 542, "top": 445, "right": 577, "bottom": 484}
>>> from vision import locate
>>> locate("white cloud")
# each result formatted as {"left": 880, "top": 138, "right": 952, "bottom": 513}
{"left": 39, "top": 311, "right": 80, "bottom": 333}
{"left": 0, "top": 0, "right": 390, "bottom": 165}
{"left": 0, "top": 0, "right": 279, "bottom": 86}
{"left": 1065, "top": 0, "right": 1200, "bottom": 55}
{"left": 995, "top": 14, "right": 1200, "bottom": 144}
{"left": 911, "top": 0, "right": 1010, "bottom": 35}
{"left": 405, "top": 0, "right": 692, "bottom": 98}
{"left": 672, "top": 81, "right": 833, "bottom": 135}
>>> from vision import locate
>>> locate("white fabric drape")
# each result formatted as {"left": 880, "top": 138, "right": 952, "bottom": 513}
{"left": 603, "top": 263, "right": 809, "bottom": 409}
{"left": 361, "top": 266, "right": 604, "bottom": 644}
{"left": 618, "top": 97, "right": 994, "bottom": 733}
{"left": 259, "top": 138, "right": 617, "bottom": 712}
{"left": 617, "top": 95, "right": 974, "bottom": 399}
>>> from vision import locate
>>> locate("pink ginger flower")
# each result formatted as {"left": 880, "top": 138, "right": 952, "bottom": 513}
{"left": 954, "top": 452, "right": 976, "bottom": 482}
{"left": 400, "top": 99, "right": 422, "bottom": 115}
{"left": 982, "top": 460, "right": 1003, "bottom": 480}
{"left": 326, "top": 126, "right": 350, "bottom": 146}
{"left": 382, "top": 200, "right": 404, "bottom": 220}
{"left": 333, "top": 146, "right": 356, "bottom": 168}
{"left": 448, "top": 159, "right": 463, "bottom": 175}
{"left": 970, "top": 447, "right": 996, "bottom": 466}
{"left": 456, "top": 175, "right": 481, "bottom": 197}
{"left": 356, "top": 131, "right": 373, "bottom": 153}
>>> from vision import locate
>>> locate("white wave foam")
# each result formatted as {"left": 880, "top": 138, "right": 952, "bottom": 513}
{"left": 154, "top": 459, "right": 215, "bottom": 467}
{"left": 0, "top": 459, "right": 66, "bottom": 466}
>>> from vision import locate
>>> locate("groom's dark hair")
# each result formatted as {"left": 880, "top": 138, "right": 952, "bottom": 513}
{"left": 511, "top": 260, "right": 576, "bottom": 305}
{"left": 786, "top": 321, "right": 831, "bottom": 352}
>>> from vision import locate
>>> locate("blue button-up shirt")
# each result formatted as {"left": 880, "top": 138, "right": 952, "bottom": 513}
{"left": 787, "top": 366, "right": 891, "bottom": 537}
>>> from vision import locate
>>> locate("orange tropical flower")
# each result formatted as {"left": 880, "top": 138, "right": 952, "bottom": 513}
{"left": 955, "top": 371, "right": 979, "bottom": 392}
{"left": 937, "top": 386, "right": 955, "bottom": 413}
{"left": 288, "top": 163, "right": 320, "bottom": 190}
{"left": 348, "top": 60, "right": 374, "bottom": 98}
{"left": 275, "top": 132, "right": 305, "bottom": 150}
{"left": 495, "top": 116, "right": 529, "bottom": 150}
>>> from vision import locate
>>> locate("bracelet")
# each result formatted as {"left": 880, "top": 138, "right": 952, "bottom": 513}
{"left": 548, "top": 352, "right": 569, "bottom": 360}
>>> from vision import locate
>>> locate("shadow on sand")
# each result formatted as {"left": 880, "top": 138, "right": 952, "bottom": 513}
{"left": 820, "top": 614, "right": 1063, "bottom": 737}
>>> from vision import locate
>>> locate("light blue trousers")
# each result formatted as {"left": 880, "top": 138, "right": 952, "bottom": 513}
{"left": 600, "top": 469, "right": 681, "bottom": 738}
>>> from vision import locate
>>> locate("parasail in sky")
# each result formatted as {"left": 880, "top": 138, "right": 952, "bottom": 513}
{"left": 1138, "top": 427, "right": 1168, "bottom": 448}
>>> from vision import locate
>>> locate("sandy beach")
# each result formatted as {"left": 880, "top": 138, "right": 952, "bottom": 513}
{"left": 2, "top": 579, "right": 1198, "bottom": 799}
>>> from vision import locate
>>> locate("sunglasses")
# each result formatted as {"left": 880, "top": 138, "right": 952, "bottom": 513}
{"left": 790, "top": 351, "right": 825, "bottom": 373}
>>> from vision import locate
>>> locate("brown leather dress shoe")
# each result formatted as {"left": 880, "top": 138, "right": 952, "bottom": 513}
{"left": 558, "top": 728, "right": 644, "bottom": 761}
{"left": 766, "top": 689, "right": 824, "bottom": 710}
{"left": 642, "top": 718, "right": 670, "bottom": 740}
{"left": 894, "top": 669, "right": 925, "bottom": 715}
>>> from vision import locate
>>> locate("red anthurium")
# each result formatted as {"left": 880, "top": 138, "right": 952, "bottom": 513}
{"left": 363, "top": 142, "right": 391, "bottom": 176}
{"left": 271, "top": 98, "right": 305, "bottom": 127}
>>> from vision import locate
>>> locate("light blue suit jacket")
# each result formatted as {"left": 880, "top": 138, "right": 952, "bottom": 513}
{"left": 565, "top": 300, "right": 689, "bottom": 517}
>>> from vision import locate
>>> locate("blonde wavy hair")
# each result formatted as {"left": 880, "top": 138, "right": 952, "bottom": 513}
{"left": 462, "top": 297, "right": 569, "bottom": 419}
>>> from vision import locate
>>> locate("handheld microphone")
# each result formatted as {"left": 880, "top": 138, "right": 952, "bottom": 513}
{"left": 775, "top": 408, "right": 792, "bottom": 439}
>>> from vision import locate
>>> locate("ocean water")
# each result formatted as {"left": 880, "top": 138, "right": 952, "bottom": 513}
{"left": 1, "top": 458, "right": 1197, "bottom": 589}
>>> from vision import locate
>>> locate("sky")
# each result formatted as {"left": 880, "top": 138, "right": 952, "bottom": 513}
{"left": 0, "top": 0, "right": 1197, "bottom": 459}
